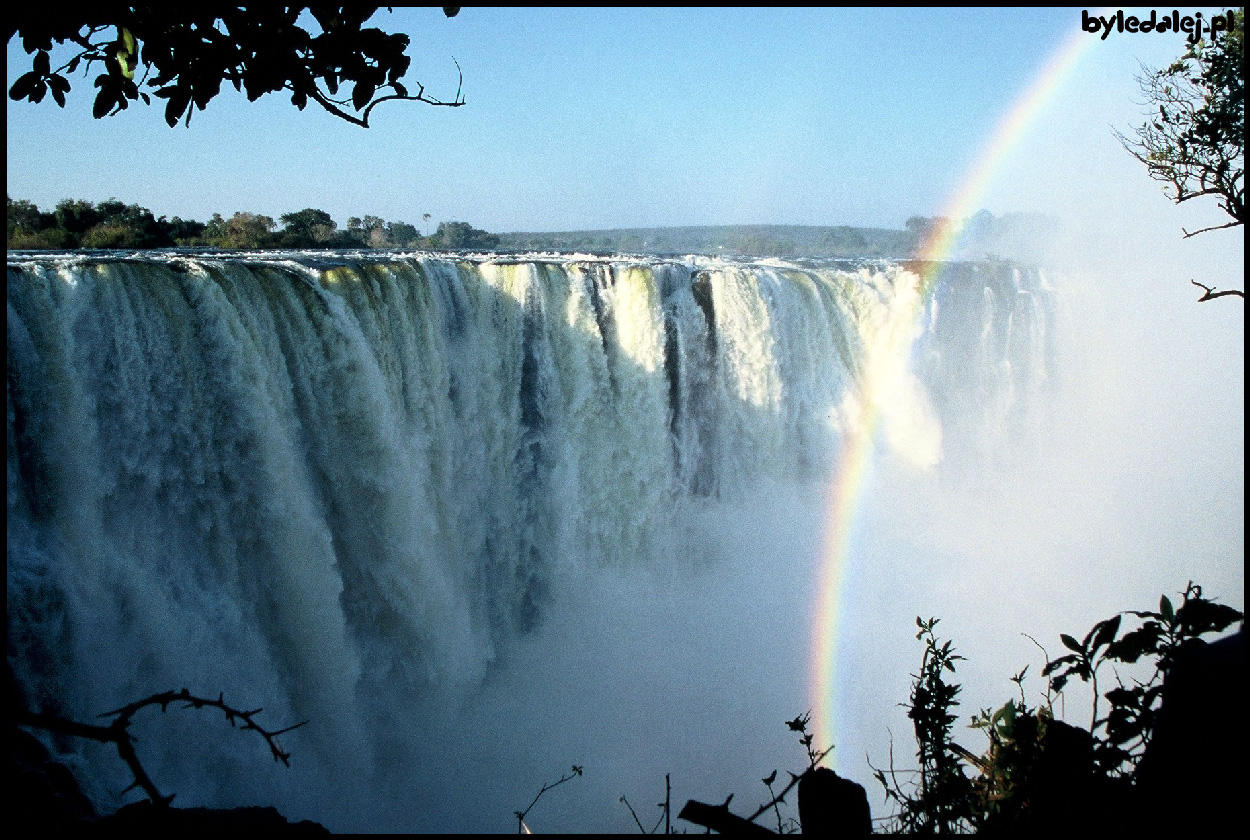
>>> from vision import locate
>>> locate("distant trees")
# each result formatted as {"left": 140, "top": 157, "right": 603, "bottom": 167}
{"left": 345, "top": 214, "right": 423, "bottom": 247}
{"left": 8, "top": 195, "right": 183, "bottom": 248}
{"left": 78, "top": 199, "right": 166, "bottom": 248}
{"left": 163, "top": 215, "right": 208, "bottom": 244}
{"left": 7, "top": 198, "right": 68, "bottom": 248}
{"left": 347, "top": 215, "right": 385, "bottom": 245}
{"left": 204, "top": 211, "right": 276, "bottom": 249}
{"left": 819, "top": 226, "right": 868, "bottom": 253}
{"left": 54, "top": 199, "right": 101, "bottom": 235}
{"left": 431, "top": 220, "right": 500, "bottom": 249}
{"left": 7, "top": 194, "right": 495, "bottom": 252}
{"left": 277, "top": 207, "right": 337, "bottom": 246}
{"left": 493, "top": 225, "right": 918, "bottom": 257}
{"left": 7, "top": 7, "right": 464, "bottom": 128}
{"left": 385, "top": 221, "right": 421, "bottom": 247}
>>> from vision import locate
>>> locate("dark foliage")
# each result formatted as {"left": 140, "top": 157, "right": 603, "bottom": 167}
{"left": 1042, "top": 582, "right": 1243, "bottom": 777}
{"left": 8, "top": 6, "right": 463, "bottom": 128}
{"left": 871, "top": 618, "right": 974, "bottom": 833}
{"left": 872, "top": 584, "right": 1243, "bottom": 833}
{"left": 1116, "top": 9, "right": 1243, "bottom": 299}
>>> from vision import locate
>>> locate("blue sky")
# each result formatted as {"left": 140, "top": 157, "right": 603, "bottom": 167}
{"left": 4, "top": 7, "right": 1241, "bottom": 242}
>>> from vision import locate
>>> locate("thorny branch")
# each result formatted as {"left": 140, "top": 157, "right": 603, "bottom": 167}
{"left": 16, "top": 688, "right": 308, "bottom": 806}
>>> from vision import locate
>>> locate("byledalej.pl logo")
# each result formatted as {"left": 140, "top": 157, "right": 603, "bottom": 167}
{"left": 1082, "top": 9, "right": 1239, "bottom": 42}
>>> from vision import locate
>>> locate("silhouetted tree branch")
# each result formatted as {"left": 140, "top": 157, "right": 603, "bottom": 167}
{"left": 1181, "top": 219, "right": 1242, "bottom": 238}
{"left": 16, "top": 688, "right": 308, "bottom": 806}
{"left": 619, "top": 793, "right": 648, "bottom": 833}
{"left": 1191, "top": 279, "right": 1244, "bottom": 301}
{"left": 515, "top": 765, "right": 582, "bottom": 833}
{"left": 619, "top": 772, "right": 671, "bottom": 835}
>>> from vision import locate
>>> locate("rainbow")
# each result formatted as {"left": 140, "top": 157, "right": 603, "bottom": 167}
{"left": 807, "top": 19, "right": 1102, "bottom": 761}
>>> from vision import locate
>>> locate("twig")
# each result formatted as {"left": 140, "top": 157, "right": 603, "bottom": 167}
{"left": 664, "top": 773, "right": 671, "bottom": 835}
{"left": 1182, "top": 220, "right": 1242, "bottom": 238}
{"left": 620, "top": 794, "right": 647, "bottom": 833}
{"left": 515, "top": 765, "right": 583, "bottom": 833}
{"left": 303, "top": 57, "right": 466, "bottom": 128}
{"left": 1191, "top": 279, "right": 1245, "bottom": 301}
{"left": 620, "top": 774, "right": 670, "bottom": 834}
{"left": 744, "top": 746, "right": 831, "bottom": 824}
{"left": 762, "top": 771, "right": 784, "bottom": 833}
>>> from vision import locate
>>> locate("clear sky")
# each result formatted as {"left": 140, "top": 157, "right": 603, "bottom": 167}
{"left": 3, "top": 6, "right": 1242, "bottom": 246}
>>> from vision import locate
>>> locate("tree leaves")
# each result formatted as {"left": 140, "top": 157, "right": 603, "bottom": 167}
{"left": 9, "top": 7, "right": 466, "bottom": 128}
{"left": 352, "top": 80, "right": 376, "bottom": 110}
{"left": 1041, "top": 581, "right": 1243, "bottom": 779}
{"left": 9, "top": 72, "right": 44, "bottom": 103}
{"left": 48, "top": 74, "right": 70, "bottom": 107}
{"left": 157, "top": 86, "right": 193, "bottom": 127}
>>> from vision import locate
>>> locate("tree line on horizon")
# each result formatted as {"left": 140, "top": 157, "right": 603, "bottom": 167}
{"left": 8, "top": 195, "right": 1060, "bottom": 261}
{"left": 6, "top": 195, "right": 500, "bottom": 251}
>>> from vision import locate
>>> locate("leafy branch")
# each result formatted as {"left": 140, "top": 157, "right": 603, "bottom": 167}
{"left": 8, "top": 7, "right": 466, "bottom": 128}
{"left": 1043, "top": 581, "right": 1242, "bottom": 776}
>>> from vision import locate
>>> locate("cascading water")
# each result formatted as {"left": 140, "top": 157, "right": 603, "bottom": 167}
{"left": 7, "top": 251, "right": 1055, "bottom": 831}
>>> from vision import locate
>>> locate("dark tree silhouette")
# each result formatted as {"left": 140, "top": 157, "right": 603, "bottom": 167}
{"left": 8, "top": 6, "right": 463, "bottom": 128}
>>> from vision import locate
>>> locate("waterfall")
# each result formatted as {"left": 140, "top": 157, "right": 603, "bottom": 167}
{"left": 7, "top": 251, "right": 1054, "bottom": 831}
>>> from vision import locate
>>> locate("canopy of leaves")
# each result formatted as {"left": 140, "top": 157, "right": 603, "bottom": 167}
{"left": 7, "top": 6, "right": 463, "bottom": 128}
